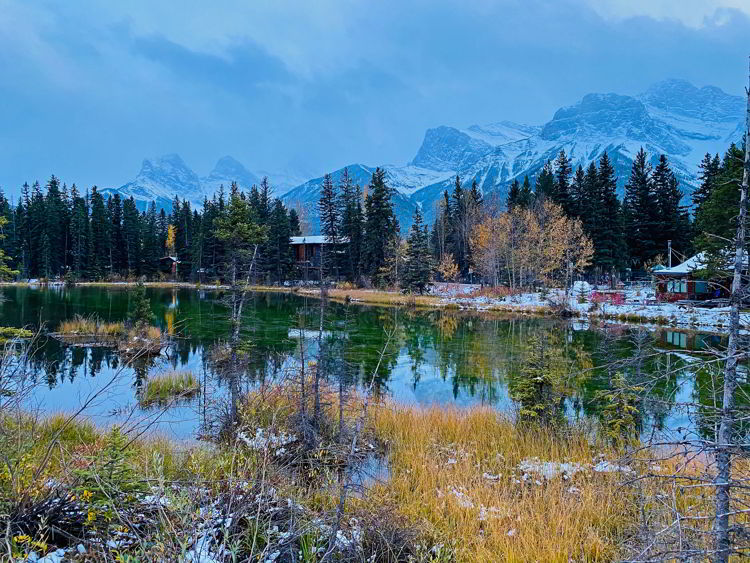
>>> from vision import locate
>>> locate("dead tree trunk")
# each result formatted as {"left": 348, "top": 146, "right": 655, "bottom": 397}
{"left": 714, "top": 57, "right": 750, "bottom": 563}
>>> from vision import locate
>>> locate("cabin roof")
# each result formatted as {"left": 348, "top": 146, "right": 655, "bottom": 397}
{"left": 656, "top": 251, "right": 748, "bottom": 276}
{"left": 290, "top": 236, "right": 349, "bottom": 245}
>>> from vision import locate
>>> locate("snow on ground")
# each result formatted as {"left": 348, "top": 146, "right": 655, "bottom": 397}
{"left": 433, "top": 283, "right": 747, "bottom": 334}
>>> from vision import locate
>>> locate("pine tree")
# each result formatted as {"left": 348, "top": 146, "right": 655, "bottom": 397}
{"left": 108, "top": 194, "right": 125, "bottom": 275}
{"left": 89, "top": 187, "right": 111, "bottom": 279}
{"left": 694, "top": 153, "right": 721, "bottom": 211}
{"left": 69, "top": 185, "right": 89, "bottom": 279}
{"left": 535, "top": 161, "right": 555, "bottom": 201}
{"left": 44, "top": 176, "right": 67, "bottom": 276}
{"left": 318, "top": 173, "right": 339, "bottom": 279}
{"left": 570, "top": 165, "right": 586, "bottom": 219}
{"left": 623, "top": 148, "right": 657, "bottom": 267}
{"left": 652, "top": 154, "right": 689, "bottom": 259}
{"left": 519, "top": 175, "right": 533, "bottom": 208}
{"left": 337, "top": 168, "right": 363, "bottom": 281}
{"left": 288, "top": 208, "right": 302, "bottom": 236}
{"left": 403, "top": 206, "right": 432, "bottom": 294}
{"left": 122, "top": 197, "right": 141, "bottom": 276}
{"left": 695, "top": 142, "right": 746, "bottom": 259}
{"left": 363, "top": 168, "right": 398, "bottom": 284}
{"left": 597, "top": 152, "right": 625, "bottom": 275}
{"left": 506, "top": 179, "right": 521, "bottom": 210}
{"left": 267, "top": 198, "right": 293, "bottom": 282}
{"left": 553, "top": 150, "right": 573, "bottom": 214}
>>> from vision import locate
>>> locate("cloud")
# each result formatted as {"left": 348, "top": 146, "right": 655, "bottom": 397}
{"left": 0, "top": 0, "right": 749, "bottom": 196}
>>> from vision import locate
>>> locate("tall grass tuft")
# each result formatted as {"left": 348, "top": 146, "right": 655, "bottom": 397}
{"left": 140, "top": 370, "right": 199, "bottom": 407}
{"left": 57, "top": 315, "right": 124, "bottom": 337}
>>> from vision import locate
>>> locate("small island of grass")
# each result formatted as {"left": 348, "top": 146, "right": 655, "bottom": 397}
{"left": 139, "top": 370, "right": 199, "bottom": 407}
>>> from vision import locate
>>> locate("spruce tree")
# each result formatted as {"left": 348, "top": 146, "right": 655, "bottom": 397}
{"left": 652, "top": 154, "right": 689, "bottom": 259}
{"left": 318, "top": 172, "right": 339, "bottom": 279}
{"left": 337, "top": 168, "right": 363, "bottom": 281}
{"left": 403, "top": 206, "right": 432, "bottom": 294}
{"left": 535, "top": 161, "right": 555, "bottom": 201}
{"left": 89, "top": 187, "right": 111, "bottom": 279}
{"left": 597, "top": 152, "right": 625, "bottom": 276}
{"left": 623, "top": 148, "right": 657, "bottom": 268}
{"left": 553, "top": 150, "right": 573, "bottom": 214}
{"left": 506, "top": 179, "right": 521, "bottom": 210}
{"left": 363, "top": 168, "right": 398, "bottom": 284}
{"left": 519, "top": 175, "right": 533, "bottom": 208}
{"left": 267, "top": 198, "right": 292, "bottom": 282}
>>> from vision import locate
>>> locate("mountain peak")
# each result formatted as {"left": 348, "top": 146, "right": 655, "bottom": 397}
{"left": 639, "top": 79, "right": 743, "bottom": 122}
{"left": 203, "top": 155, "right": 259, "bottom": 192}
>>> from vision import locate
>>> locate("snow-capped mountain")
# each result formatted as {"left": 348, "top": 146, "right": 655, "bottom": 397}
{"left": 282, "top": 79, "right": 744, "bottom": 230}
{"left": 105, "top": 79, "right": 743, "bottom": 230}
{"left": 101, "top": 154, "right": 203, "bottom": 211}
{"left": 201, "top": 156, "right": 259, "bottom": 196}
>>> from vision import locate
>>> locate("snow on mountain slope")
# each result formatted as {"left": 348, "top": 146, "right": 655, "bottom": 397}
{"left": 201, "top": 156, "right": 259, "bottom": 195}
{"left": 106, "top": 79, "right": 744, "bottom": 231}
{"left": 101, "top": 154, "right": 203, "bottom": 211}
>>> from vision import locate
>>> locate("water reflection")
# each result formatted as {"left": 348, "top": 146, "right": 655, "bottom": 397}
{"left": 0, "top": 286, "right": 730, "bottom": 440}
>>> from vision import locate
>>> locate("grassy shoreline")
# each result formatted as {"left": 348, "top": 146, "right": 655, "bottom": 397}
{"left": 2, "top": 394, "right": 640, "bottom": 561}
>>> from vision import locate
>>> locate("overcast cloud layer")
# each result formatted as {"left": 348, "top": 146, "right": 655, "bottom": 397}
{"left": 1, "top": 0, "right": 749, "bottom": 196}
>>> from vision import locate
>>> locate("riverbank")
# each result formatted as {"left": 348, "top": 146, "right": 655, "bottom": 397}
{"left": 2, "top": 280, "right": 743, "bottom": 333}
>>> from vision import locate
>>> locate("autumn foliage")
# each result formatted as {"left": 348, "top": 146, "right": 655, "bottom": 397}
{"left": 470, "top": 200, "right": 593, "bottom": 290}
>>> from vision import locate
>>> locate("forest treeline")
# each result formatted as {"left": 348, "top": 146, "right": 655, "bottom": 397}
{"left": 0, "top": 142, "right": 743, "bottom": 288}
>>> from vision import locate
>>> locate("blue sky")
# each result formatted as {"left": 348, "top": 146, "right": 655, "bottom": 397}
{"left": 1, "top": 0, "right": 749, "bottom": 196}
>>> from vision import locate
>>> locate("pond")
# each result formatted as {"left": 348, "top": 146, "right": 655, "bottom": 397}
{"left": 0, "top": 286, "right": 733, "bottom": 441}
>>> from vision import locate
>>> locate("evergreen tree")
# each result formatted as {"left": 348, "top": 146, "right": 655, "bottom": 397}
{"left": 141, "top": 203, "right": 160, "bottom": 278}
{"left": 623, "top": 148, "right": 657, "bottom": 267}
{"left": 535, "top": 161, "right": 555, "bottom": 201}
{"left": 506, "top": 179, "right": 521, "bottom": 210}
{"left": 69, "top": 185, "right": 90, "bottom": 279}
{"left": 122, "top": 197, "right": 141, "bottom": 276}
{"left": 695, "top": 142, "right": 746, "bottom": 259}
{"left": 267, "top": 198, "right": 292, "bottom": 282}
{"left": 518, "top": 175, "right": 533, "bottom": 208}
{"left": 596, "top": 152, "right": 625, "bottom": 275}
{"left": 694, "top": 152, "right": 721, "bottom": 211}
{"left": 553, "top": 150, "right": 573, "bottom": 214}
{"left": 337, "top": 168, "right": 363, "bottom": 281}
{"left": 288, "top": 208, "right": 302, "bottom": 236}
{"left": 89, "top": 187, "right": 111, "bottom": 279}
{"left": 363, "top": 168, "right": 398, "bottom": 284}
{"left": 318, "top": 172, "right": 339, "bottom": 279}
{"left": 570, "top": 165, "right": 586, "bottom": 219}
{"left": 652, "top": 154, "right": 689, "bottom": 259}
{"left": 108, "top": 194, "right": 125, "bottom": 275}
{"left": 44, "top": 176, "right": 67, "bottom": 276}
{"left": 403, "top": 206, "right": 432, "bottom": 294}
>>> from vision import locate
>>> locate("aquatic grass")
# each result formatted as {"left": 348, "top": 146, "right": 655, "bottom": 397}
{"left": 368, "top": 403, "right": 635, "bottom": 562}
{"left": 56, "top": 315, "right": 124, "bottom": 337}
{"left": 140, "top": 370, "right": 199, "bottom": 407}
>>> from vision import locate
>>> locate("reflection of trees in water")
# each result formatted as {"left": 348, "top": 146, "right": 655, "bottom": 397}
{"left": 13, "top": 287, "right": 737, "bottom": 439}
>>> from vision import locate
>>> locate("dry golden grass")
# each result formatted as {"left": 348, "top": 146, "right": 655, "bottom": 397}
{"left": 57, "top": 315, "right": 124, "bottom": 337}
{"left": 368, "top": 404, "right": 633, "bottom": 562}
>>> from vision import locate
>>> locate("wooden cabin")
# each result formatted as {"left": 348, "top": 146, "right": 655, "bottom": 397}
{"left": 653, "top": 252, "right": 726, "bottom": 301}
{"left": 290, "top": 236, "right": 348, "bottom": 280}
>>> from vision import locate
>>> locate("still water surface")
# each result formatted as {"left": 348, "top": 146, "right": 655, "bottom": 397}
{"left": 1, "top": 286, "right": 728, "bottom": 440}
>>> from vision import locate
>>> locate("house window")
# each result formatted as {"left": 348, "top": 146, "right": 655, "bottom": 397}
{"left": 666, "top": 331, "right": 687, "bottom": 348}
{"left": 695, "top": 281, "right": 709, "bottom": 294}
{"left": 667, "top": 280, "right": 687, "bottom": 293}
